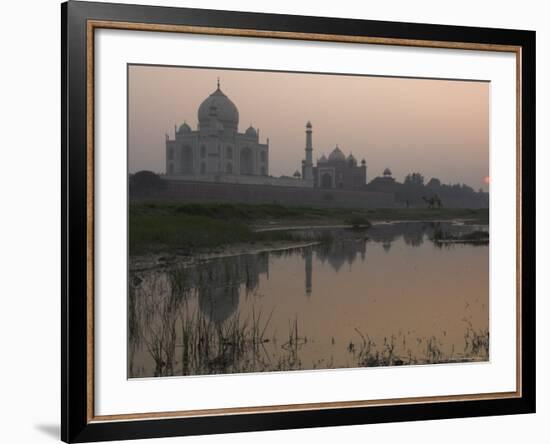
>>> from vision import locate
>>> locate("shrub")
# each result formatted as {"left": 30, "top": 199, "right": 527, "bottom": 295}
{"left": 129, "top": 170, "right": 166, "bottom": 193}
{"left": 344, "top": 216, "right": 371, "bottom": 229}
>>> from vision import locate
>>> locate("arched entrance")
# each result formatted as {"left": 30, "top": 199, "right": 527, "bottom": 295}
{"left": 181, "top": 145, "right": 194, "bottom": 173}
{"left": 321, "top": 172, "right": 333, "bottom": 188}
{"left": 240, "top": 147, "right": 253, "bottom": 175}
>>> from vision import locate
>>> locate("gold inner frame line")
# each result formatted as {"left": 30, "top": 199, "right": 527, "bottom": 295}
{"left": 86, "top": 19, "right": 523, "bottom": 423}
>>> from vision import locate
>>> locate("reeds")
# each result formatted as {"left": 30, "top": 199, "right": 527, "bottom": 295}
{"left": 349, "top": 327, "right": 489, "bottom": 368}
{"left": 129, "top": 263, "right": 489, "bottom": 377}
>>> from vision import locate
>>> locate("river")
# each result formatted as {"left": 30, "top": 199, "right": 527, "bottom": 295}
{"left": 128, "top": 221, "right": 489, "bottom": 378}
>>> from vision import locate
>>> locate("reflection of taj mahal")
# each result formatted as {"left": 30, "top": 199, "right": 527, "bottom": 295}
{"left": 165, "top": 82, "right": 367, "bottom": 190}
{"left": 195, "top": 241, "right": 373, "bottom": 323}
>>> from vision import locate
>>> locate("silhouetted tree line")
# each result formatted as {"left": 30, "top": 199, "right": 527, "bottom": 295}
{"left": 366, "top": 172, "right": 489, "bottom": 208}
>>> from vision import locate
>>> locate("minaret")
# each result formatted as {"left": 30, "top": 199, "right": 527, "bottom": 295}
{"left": 304, "top": 121, "right": 314, "bottom": 181}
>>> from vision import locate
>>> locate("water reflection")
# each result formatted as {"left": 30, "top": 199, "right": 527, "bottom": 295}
{"left": 303, "top": 248, "right": 313, "bottom": 295}
{"left": 129, "top": 221, "right": 489, "bottom": 378}
{"left": 195, "top": 254, "right": 269, "bottom": 322}
{"left": 316, "top": 239, "right": 366, "bottom": 272}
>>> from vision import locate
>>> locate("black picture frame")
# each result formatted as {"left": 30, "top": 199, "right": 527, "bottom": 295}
{"left": 61, "top": 1, "right": 536, "bottom": 442}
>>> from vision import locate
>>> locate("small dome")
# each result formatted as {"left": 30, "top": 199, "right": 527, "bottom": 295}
{"left": 318, "top": 154, "right": 328, "bottom": 163}
{"left": 245, "top": 126, "right": 257, "bottom": 137}
{"left": 293, "top": 170, "right": 302, "bottom": 178}
{"left": 178, "top": 122, "right": 191, "bottom": 133}
{"left": 361, "top": 159, "right": 366, "bottom": 165}
{"left": 328, "top": 146, "right": 346, "bottom": 162}
{"left": 306, "top": 121, "right": 312, "bottom": 129}
{"left": 383, "top": 167, "right": 392, "bottom": 176}
{"left": 198, "top": 83, "right": 239, "bottom": 129}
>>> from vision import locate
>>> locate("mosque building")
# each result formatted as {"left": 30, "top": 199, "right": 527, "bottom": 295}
{"left": 309, "top": 143, "right": 367, "bottom": 190}
{"left": 166, "top": 82, "right": 367, "bottom": 190}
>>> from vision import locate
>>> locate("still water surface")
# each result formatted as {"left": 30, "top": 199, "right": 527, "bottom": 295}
{"left": 128, "top": 221, "right": 489, "bottom": 378}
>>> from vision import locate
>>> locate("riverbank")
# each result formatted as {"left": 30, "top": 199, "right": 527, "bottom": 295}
{"left": 432, "top": 229, "right": 489, "bottom": 245}
{"left": 130, "top": 240, "right": 322, "bottom": 272}
{"left": 130, "top": 201, "right": 488, "bottom": 255}
{"left": 128, "top": 209, "right": 490, "bottom": 377}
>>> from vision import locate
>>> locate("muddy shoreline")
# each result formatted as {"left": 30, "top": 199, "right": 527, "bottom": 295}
{"left": 130, "top": 239, "right": 322, "bottom": 272}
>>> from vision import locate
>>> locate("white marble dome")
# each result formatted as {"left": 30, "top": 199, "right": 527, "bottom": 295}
{"left": 198, "top": 85, "right": 239, "bottom": 129}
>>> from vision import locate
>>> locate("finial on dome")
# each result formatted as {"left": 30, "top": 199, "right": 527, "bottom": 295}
{"left": 217, "top": 77, "right": 220, "bottom": 89}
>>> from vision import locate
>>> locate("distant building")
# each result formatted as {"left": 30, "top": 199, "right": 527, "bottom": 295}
{"left": 304, "top": 121, "right": 367, "bottom": 189}
{"left": 366, "top": 167, "right": 398, "bottom": 193}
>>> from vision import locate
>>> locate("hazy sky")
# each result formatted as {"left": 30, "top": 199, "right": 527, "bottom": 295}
{"left": 128, "top": 65, "right": 489, "bottom": 191}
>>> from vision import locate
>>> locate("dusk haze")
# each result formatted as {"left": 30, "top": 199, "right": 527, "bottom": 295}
{"left": 128, "top": 65, "right": 489, "bottom": 192}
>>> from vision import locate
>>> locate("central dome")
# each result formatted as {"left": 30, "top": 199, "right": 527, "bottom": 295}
{"left": 328, "top": 146, "right": 346, "bottom": 162}
{"left": 198, "top": 84, "right": 239, "bottom": 129}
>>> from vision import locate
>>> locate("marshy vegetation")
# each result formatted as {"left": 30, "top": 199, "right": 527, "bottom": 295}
{"left": 132, "top": 201, "right": 489, "bottom": 224}
{"left": 129, "top": 201, "right": 489, "bottom": 254}
{"left": 129, "top": 265, "right": 489, "bottom": 377}
{"left": 128, "top": 267, "right": 308, "bottom": 376}
{"left": 349, "top": 327, "right": 489, "bottom": 368}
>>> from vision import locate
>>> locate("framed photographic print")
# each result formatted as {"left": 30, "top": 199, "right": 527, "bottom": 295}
{"left": 61, "top": 1, "right": 536, "bottom": 442}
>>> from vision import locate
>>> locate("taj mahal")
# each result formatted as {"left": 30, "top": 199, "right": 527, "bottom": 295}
{"left": 165, "top": 81, "right": 367, "bottom": 190}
